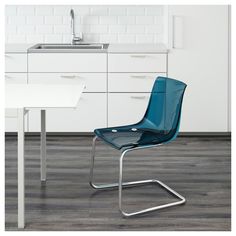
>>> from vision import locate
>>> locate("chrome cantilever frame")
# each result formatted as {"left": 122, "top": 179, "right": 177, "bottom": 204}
{"left": 89, "top": 136, "right": 186, "bottom": 217}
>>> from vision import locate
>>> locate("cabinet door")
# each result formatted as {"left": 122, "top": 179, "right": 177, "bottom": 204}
{"left": 28, "top": 53, "right": 107, "bottom": 72}
{"left": 108, "top": 93, "right": 150, "bottom": 127}
{"left": 5, "top": 73, "right": 28, "bottom": 132}
{"left": 5, "top": 73, "right": 27, "bottom": 85}
{"left": 108, "top": 54, "right": 167, "bottom": 72}
{"left": 29, "top": 93, "right": 107, "bottom": 132}
{"left": 5, "top": 54, "right": 27, "bottom": 72}
{"left": 28, "top": 73, "right": 106, "bottom": 92}
{"left": 5, "top": 73, "right": 27, "bottom": 117}
{"left": 168, "top": 5, "right": 229, "bottom": 132}
{"left": 108, "top": 73, "right": 166, "bottom": 92}
{"left": 5, "top": 113, "right": 28, "bottom": 132}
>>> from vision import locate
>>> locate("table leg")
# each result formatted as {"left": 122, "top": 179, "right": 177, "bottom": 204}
{"left": 40, "top": 110, "right": 46, "bottom": 182}
{"left": 17, "top": 108, "right": 25, "bottom": 228}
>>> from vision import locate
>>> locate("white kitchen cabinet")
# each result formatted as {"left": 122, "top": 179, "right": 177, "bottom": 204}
{"left": 108, "top": 53, "right": 167, "bottom": 72}
{"left": 5, "top": 73, "right": 27, "bottom": 117}
{"left": 28, "top": 53, "right": 107, "bottom": 72}
{"left": 108, "top": 73, "right": 166, "bottom": 92}
{"left": 5, "top": 53, "right": 27, "bottom": 72}
{"left": 5, "top": 73, "right": 27, "bottom": 85}
{"left": 27, "top": 52, "right": 108, "bottom": 132}
{"left": 29, "top": 73, "right": 106, "bottom": 92}
{"left": 5, "top": 73, "right": 28, "bottom": 132}
{"left": 28, "top": 93, "right": 107, "bottom": 132}
{"left": 108, "top": 52, "right": 167, "bottom": 128}
{"left": 168, "top": 5, "right": 229, "bottom": 132}
{"left": 108, "top": 93, "right": 150, "bottom": 127}
{"left": 5, "top": 116, "right": 28, "bottom": 132}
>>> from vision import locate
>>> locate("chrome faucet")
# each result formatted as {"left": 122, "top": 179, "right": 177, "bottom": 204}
{"left": 70, "top": 9, "right": 82, "bottom": 44}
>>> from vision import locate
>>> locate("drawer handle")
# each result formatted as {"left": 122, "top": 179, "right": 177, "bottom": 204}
{"left": 5, "top": 54, "right": 11, "bottom": 58}
{"left": 5, "top": 75, "right": 12, "bottom": 79}
{"left": 60, "top": 75, "right": 81, "bottom": 79}
{"left": 130, "top": 75, "right": 149, "bottom": 79}
{"left": 130, "top": 95, "right": 147, "bottom": 99}
{"left": 130, "top": 55, "right": 146, "bottom": 58}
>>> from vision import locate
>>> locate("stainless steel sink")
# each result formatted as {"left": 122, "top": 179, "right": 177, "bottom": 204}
{"left": 28, "top": 43, "right": 109, "bottom": 53}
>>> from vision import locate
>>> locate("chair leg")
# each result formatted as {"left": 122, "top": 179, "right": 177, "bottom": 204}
{"left": 90, "top": 136, "right": 116, "bottom": 189}
{"left": 119, "top": 149, "right": 186, "bottom": 216}
{"left": 89, "top": 136, "right": 143, "bottom": 190}
{"left": 89, "top": 136, "right": 186, "bottom": 217}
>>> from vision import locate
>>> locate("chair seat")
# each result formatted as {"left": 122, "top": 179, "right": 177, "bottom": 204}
{"left": 94, "top": 124, "right": 173, "bottom": 150}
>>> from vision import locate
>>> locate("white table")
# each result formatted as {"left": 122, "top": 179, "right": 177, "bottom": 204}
{"left": 5, "top": 84, "right": 84, "bottom": 228}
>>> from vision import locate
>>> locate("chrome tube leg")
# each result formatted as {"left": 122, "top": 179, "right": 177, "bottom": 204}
{"left": 118, "top": 149, "right": 130, "bottom": 215}
{"left": 118, "top": 149, "right": 186, "bottom": 217}
{"left": 89, "top": 136, "right": 97, "bottom": 188}
{"left": 17, "top": 108, "right": 25, "bottom": 228}
{"left": 89, "top": 136, "right": 186, "bottom": 217}
{"left": 89, "top": 136, "right": 122, "bottom": 189}
{"left": 40, "top": 110, "right": 46, "bottom": 182}
{"left": 89, "top": 137, "right": 142, "bottom": 190}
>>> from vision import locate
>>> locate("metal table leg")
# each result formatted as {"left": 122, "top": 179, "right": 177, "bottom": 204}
{"left": 17, "top": 108, "right": 25, "bottom": 228}
{"left": 40, "top": 110, "right": 46, "bottom": 182}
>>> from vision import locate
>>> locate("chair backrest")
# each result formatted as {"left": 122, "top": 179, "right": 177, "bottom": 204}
{"left": 142, "top": 76, "right": 187, "bottom": 140}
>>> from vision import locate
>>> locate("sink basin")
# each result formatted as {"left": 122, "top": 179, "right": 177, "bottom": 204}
{"left": 28, "top": 43, "right": 109, "bottom": 52}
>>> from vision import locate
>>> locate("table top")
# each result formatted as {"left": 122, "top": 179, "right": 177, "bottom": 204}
{"left": 5, "top": 84, "right": 85, "bottom": 109}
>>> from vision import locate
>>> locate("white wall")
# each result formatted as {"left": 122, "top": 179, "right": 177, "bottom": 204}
{"left": 5, "top": 5, "right": 167, "bottom": 44}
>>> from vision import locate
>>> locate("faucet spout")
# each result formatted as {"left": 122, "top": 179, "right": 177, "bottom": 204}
{"left": 70, "top": 9, "right": 83, "bottom": 44}
{"left": 70, "top": 9, "right": 75, "bottom": 37}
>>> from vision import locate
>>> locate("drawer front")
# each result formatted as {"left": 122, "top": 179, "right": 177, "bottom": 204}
{"left": 5, "top": 109, "right": 17, "bottom": 117}
{"left": 5, "top": 73, "right": 27, "bottom": 117}
{"left": 108, "top": 53, "right": 167, "bottom": 72}
{"left": 5, "top": 73, "right": 27, "bottom": 84}
{"left": 5, "top": 54, "right": 27, "bottom": 72}
{"left": 28, "top": 53, "right": 107, "bottom": 72}
{"left": 108, "top": 93, "right": 150, "bottom": 127}
{"left": 108, "top": 73, "right": 166, "bottom": 92}
{"left": 28, "top": 73, "right": 106, "bottom": 92}
{"left": 5, "top": 116, "right": 28, "bottom": 132}
{"left": 5, "top": 117, "right": 18, "bottom": 132}
{"left": 29, "top": 93, "right": 107, "bottom": 132}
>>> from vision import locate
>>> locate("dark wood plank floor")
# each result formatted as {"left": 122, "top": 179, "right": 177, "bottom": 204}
{"left": 5, "top": 135, "right": 231, "bottom": 231}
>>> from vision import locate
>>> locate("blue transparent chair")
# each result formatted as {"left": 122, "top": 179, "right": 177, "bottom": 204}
{"left": 90, "top": 76, "right": 187, "bottom": 217}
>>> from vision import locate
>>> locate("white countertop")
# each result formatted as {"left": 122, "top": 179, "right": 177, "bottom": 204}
{"left": 5, "top": 43, "right": 168, "bottom": 53}
{"left": 5, "top": 44, "right": 34, "bottom": 53}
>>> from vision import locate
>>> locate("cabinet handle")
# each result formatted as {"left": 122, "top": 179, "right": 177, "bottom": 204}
{"left": 60, "top": 75, "right": 81, "bottom": 79}
{"left": 130, "top": 55, "right": 146, "bottom": 58}
{"left": 130, "top": 75, "right": 149, "bottom": 79}
{"left": 130, "top": 95, "right": 147, "bottom": 99}
{"left": 172, "top": 15, "right": 184, "bottom": 49}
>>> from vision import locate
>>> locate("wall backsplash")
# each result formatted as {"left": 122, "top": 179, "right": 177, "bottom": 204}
{"left": 5, "top": 5, "right": 167, "bottom": 44}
